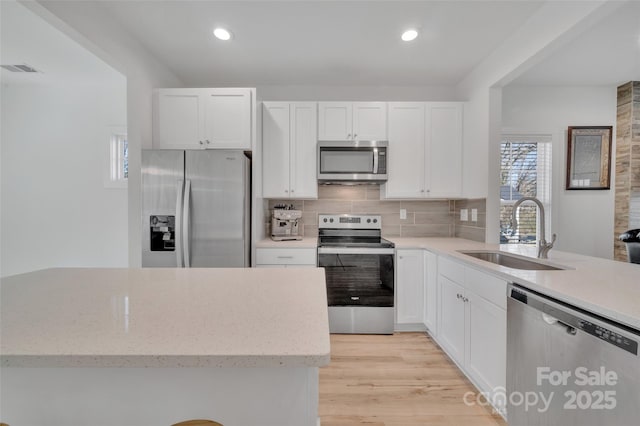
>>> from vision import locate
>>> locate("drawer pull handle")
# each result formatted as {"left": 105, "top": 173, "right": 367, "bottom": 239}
{"left": 277, "top": 256, "right": 294, "bottom": 259}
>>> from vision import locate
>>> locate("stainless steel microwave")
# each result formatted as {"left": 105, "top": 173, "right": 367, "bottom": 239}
{"left": 317, "top": 141, "right": 388, "bottom": 183}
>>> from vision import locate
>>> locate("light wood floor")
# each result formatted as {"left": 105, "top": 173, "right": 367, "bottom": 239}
{"left": 319, "top": 332, "right": 507, "bottom": 426}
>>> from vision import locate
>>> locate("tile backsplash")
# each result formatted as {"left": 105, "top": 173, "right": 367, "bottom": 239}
{"left": 453, "top": 198, "right": 487, "bottom": 242}
{"left": 265, "top": 185, "right": 486, "bottom": 242}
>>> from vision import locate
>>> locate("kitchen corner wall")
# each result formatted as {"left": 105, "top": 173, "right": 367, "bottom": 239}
{"left": 265, "top": 185, "right": 486, "bottom": 242}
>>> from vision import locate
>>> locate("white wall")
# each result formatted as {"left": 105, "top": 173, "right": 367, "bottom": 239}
{"left": 1, "top": 81, "right": 128, "bottom": 276}
{"left": 456, "top": 1, "right": 617, "bottom": 245}
{"left": 26, "top": 0, "right": 183, "bottom": 267}
{"left": 502, "top": 85, "right": 617, "bottom": 259}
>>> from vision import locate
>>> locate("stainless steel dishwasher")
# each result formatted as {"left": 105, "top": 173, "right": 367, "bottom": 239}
{"left": 507, "top": 283, "right": 640, "bottom": 426}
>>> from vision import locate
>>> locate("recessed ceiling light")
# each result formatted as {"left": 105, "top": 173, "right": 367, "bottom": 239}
{"left": 213, "top": 28, "right": 232, "bottom": 41}
{"left": 401, "top": 29, "right": 418, "bottom": 42}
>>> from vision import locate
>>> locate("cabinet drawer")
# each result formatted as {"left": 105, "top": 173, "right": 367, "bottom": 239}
{"left": 438, "top": 256, "right": 465, "bottom": 284}
{"left": 464, "top": 267, "right": 507, "bottom": 309}
{"left": 255, "top": 248, "right": 316, "bottom": 265}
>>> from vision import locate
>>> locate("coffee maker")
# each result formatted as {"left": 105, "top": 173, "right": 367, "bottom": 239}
{"left": 271, "top": 204, "right": 303, "bottom": 241}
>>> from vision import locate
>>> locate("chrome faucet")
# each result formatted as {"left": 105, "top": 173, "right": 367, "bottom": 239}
{"left": 511, "top": 196, "right": 557, "bottom": 259}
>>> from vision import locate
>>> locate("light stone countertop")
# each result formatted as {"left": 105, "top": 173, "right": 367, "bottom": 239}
{"left": 388, "top": 237, "right": 640, "bottom": 330}
{"left": 255, "top": 236, "right": 318, "bottom": 248}
{"left": 0, "top": 268, "right": 330, "bottom": 368}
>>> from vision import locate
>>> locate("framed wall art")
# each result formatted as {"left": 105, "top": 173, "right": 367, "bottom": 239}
{"left": 566, "top": 126, "right": 612, "bottom": 190}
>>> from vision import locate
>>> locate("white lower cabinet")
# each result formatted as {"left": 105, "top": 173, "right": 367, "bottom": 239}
{"left": 438, "top": 275, "right": 466, "bottom": 365}
{"left": 436, "top": 256, "right": 507, "bottom": 417}
{"left": 396, "top": 249, "right": 425, "bottom": 328}
{"left": 423, "top": 250, "right": 438, "bottom": 335}
{"left": 255, "top": 248, "right": 317, "bottom": 268}
{"left": 466, "top": 290, "right": 506, "bottom": 402}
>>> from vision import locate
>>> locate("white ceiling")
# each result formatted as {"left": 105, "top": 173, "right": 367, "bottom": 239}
{"left": 3, "top": 1, "right": 638, "bottom": 89}
{"left": 96, "top": 0, "right": 545, "bottom": 87}
{"left": 511, "top": 1, "right": 640, "bottom": 87}
{"left": 0, "top": 0, "right": 123, "bottom": 86}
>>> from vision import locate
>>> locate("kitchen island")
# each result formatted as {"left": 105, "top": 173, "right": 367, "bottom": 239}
{"left": 0, "top": 267, "right": 330, "bottom": 426}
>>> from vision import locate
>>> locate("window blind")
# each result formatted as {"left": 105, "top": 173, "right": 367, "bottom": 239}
{"left": 500, "top": 135, "right": 552, "bottom": 245}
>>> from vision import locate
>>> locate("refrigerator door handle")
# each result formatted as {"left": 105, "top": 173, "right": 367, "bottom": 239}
{"left": 175, "top": 179, "right": 185, "bottom": 267}
{"left": 183, "top": 179, "right": 192, "bottom": 268}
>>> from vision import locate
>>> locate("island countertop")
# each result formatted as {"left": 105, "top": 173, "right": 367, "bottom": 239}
{"left": 0, "top": 267, "right": 331, "bottom": 368}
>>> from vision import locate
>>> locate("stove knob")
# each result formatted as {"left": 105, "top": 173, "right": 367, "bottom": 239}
{"left": 373, "top": 219, "right": 378, "bottom": 223}
{"left": 323, "top": 218, "right": 328, "bottom": 223}
{"left": 367, "top": 218, "right": 371, "bottom": 223}
{"left": 330, "top": 218, "right": 334, "bottom": 223}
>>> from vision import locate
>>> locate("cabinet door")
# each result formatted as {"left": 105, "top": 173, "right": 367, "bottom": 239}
{"left": 262, "top": 103, "right": 291, "bottom": 198}
{"left": 318, "top": 102, "right": 352, "bottom": 140}
{"left": 203, "top": 88, "right": 251, "bottom": 149}
{"left": 425, "top": 102, "right": 462, "bottom": 197}
{"left": 384, "top": 103, "right": 425, "bottom": 198}
{"left": 423, "top": 250, "right": 438, "bottom": 334}
{"left": 289, "top": 103, "right": 318, "bottom": 199}
{"left": 438, "top": 275, "right": 466, "bottom": 366}
{"left": 353, "top": 102, "right": 387, "bottom": 140}
{"left": 154, "top": 89, "right": 204, "bottom": 149}
{"left": 465, "top": 291, "right": 507, "bottom": 403}
{"left": 396, "top": 250, "right": 425, "bottom": 325}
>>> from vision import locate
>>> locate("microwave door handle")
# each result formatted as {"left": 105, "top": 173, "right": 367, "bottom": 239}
{"left": 373, "top": 150, "right": 379, "bottom": 174}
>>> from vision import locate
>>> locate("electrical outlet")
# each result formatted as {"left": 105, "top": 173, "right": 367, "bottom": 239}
{"left": 460, "top": 209, "right": 468, "bottom": 221}
{"left": 471, "top": 208, "right": 478, "bottom": 222}
{"left": 400, "top": 208, "right": 407, "bottom": 220}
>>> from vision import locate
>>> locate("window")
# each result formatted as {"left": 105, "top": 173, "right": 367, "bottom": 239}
{"left": 105, "top": 127, "right": 128, "bottom": 188}
{"left": 500, "top": 135, "right": 551, "bottom": 244}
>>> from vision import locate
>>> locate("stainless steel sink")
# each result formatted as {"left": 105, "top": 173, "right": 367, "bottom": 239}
{"left": 457, "top": 250, "right": 566, "bottom": 271}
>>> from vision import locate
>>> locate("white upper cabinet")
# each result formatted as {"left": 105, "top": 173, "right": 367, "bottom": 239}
{"left": 426, "top": 103, "right": 463, "bottom": 198}
{"left": 318, "top": 102, "right": 351, "bottom": 141}
{"left": 289, "top": 103, "right": 318, "bottom": 198}
{"left": 353, "top": 102, "right": 387, "bottom": 140}
{"left": 385, "top": 103, "right": 425, "bottom": 198}
{"left": 153, "top": 88, "right": 252, "bottom": 150}
{"left": 318, "top": 102, "right": 386, "bottom": 141}
{"left": 384, "top": 102, "right": 463, "bottom": 199}
{"left": 262, "top": 103, "right": 290, "bottom": 198}
{"left": 202, "top": 89, "right": 252, "bottom": 149}
{"left": 154, "top": 89, "right": 203, "bottom": 149}
{"left": 262, "top": 102, "right": 318, "bottom": 199}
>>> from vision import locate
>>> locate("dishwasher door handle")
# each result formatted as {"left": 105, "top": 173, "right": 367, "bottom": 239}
{"left": 542, "top": 312, "right": 577, "bottom": 335}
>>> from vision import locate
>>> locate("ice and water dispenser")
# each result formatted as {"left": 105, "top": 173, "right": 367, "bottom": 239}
{"left": 149, "top": 215, "right": 175, "bottom": 251}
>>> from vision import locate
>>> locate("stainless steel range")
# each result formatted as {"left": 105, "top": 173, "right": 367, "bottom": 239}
{"left": 317, "top": 214, "right": 395, "bottom": 334}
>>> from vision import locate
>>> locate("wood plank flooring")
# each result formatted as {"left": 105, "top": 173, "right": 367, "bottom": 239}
{"left": 319, "top": 332, "right": 506, "bottom": 426}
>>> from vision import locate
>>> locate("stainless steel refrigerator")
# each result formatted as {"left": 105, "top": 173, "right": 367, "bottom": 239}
{"left": 142, "top": 150, "right": 250, "bottom": 267}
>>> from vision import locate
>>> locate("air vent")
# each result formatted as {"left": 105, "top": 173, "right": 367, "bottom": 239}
{"left": 1, "top": 64, "right": 40, "bottom": 73}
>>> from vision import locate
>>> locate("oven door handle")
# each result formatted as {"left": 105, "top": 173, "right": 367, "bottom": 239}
{"left": 318, "top": 247, "right": 395, "bottom": 255}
